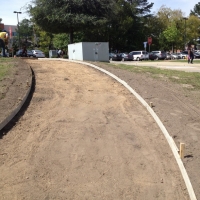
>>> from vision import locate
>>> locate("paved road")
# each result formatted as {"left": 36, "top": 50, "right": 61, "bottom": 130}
{"left": 111, "top": 60, "right": 200, "bottom": 72}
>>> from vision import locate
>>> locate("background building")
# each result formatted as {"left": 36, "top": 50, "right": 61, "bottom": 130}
{"left": 0, "top": 23, "right": 17, "bottom": 37}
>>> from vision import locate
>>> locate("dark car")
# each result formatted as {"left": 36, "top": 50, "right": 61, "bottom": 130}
{"left": 151, "top": 51, "right": 167, "bottom": 60}
{"left": 16, "top": 49, "right": 36, "bottom": 57}
{"left": 148, "top": 52, "right": 158, "bottom": 60}
{"left": 120, "top": 52, "right": 129, "bottom": 61}
{"left": 109, "top": 53, "right": 122, "bottom": 61}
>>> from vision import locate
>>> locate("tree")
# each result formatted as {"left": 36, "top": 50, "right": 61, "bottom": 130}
{"left": 153, "top": 6, "right": 186, "bottom": 51}
{"left": 29, "top": 0, "right": 117, "bottom": 44}
{"left": 163, "top": 22, "right": 179, "bottom": 52}
{"left": 52, "top": 33, "right": 69, "bottom": 51}
{"left": 18, "top": 19, "right": 34, "bottom": 47}
{"left": 190, "top": 2, "right": 200, "bottom": 17}
{"left": 99, "top": 0, "right": 154, "bottom": 51}
{"left": 186, "top": 15, "right": 200, "bottom": 46}
{"left": 32, "top": 24, "right": 53, "bottom": 52}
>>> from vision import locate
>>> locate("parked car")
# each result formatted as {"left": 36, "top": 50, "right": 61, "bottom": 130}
{"left": 119, "top": 52, "right": 129, "bottom": 61}
{"left": 179, "top": 51, "right": 188, "bottom": 59}
{"left": 151, "top": 51, "right": 166, "bottom": 60}
{"left": 128, "top": 51, "right": 149, "bottom": 61}
{"left": 109, "top": 52, "right": 122, "bottom": 61}
{"left": 194, "top": 52, "right": 200, "bottom": 59}
{"left": 165, "top": 53, "right": 171, "bottom": 60}
{"left": 148, "top": 52, "right": 158, "bottom": 60}
{"left": 32, "top": 50, "right": 45, "bottom": 58}
{"left": 16, "top": 49, "right": 36, "bottom": 57}
{"left": 171, "top": 53, "right": 181, "bottom": 60}
{"left": 181, "top": 50, "right": 200, "bottom": 59}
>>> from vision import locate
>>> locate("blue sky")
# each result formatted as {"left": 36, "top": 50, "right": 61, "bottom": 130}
{"left": 151, "top": 0, "right": 197, "bottom": 16}
{"left": 0, "top": 0, "right": 31, "bottom": 25}
{"left": 0, "top": 0, "right": 197, "bottom": 25}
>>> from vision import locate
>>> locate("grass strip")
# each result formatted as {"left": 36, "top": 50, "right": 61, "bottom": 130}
{"left": 100, "top": 62, "right": 200, "bottom": 91}
{"left": 0, "top": 58, "right": 14, "bottom": 81}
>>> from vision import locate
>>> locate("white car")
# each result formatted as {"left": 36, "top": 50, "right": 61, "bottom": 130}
{"left": 128, "top": 51, "right": 149, "bottom": 61}
{"left": 32, "top": 50, "right": 45, "bottom": 58}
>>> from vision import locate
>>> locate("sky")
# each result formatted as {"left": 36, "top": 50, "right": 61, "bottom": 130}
{"left": 150, "top": 0, "right": 197, "bottom": 16}
{"left": 0, "top": 0, "right": 198, "bottom": 26}
{"left": 0, "top": 0, "right": 31, "bottom": 25}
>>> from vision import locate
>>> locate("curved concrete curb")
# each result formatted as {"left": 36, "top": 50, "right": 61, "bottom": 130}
{"left": 0, "top": 67, "right": 33, "bottom": 131}
{"left": 39, "top": 58, "right": 197, "bottom": 200}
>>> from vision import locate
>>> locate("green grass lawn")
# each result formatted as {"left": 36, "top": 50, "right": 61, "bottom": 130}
{"left": 167, "top": 59, "right": 200, "bottom": 63}
{"left": 100, "top": 61, "right": 200, "bottom": 90}
{"left": 0, "top": 58, "right": 14, "bottom": 81}
{"left": 141, "top": 59, "right": 200, "bottom": 63}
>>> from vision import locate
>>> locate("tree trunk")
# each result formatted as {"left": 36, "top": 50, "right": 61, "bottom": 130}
{"left": 69, "top": 27, "right": 74, "bottom": 44}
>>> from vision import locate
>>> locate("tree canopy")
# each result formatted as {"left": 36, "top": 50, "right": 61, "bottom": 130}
{"left": 17, "top": 1, "right": 200, "bottom": 52}
{"left": 29, "top": 0, "right": 117, "bottom": 43}
{"left": 190, "top": 2, "right": 200, "bottom": 17}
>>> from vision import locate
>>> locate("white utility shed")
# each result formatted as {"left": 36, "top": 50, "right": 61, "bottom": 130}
{"left": 68, "top": 42, "right": 109, "bottom": 62}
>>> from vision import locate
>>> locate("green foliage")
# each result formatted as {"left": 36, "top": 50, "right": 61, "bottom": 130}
{"left": 29, "top": 0, "right": 117, "bottom": 43}
{"left": 42, "top": 49, "right": 50, "bottom": 58}
{"left": 32, "top": 25, "right": 53, "bottom": 51}
{"left": 162, "top": 23, "right": 179, "bottom": 51}
{"left": 52, "top": 33, "right": 69, "bottom": 50}
{"left": 190, "top": 2, "right": 200, "bottom": 17}
{"left": 0, "top": 60, "right": 13, "bottom": 81}
{"left": 19, "top": 19, "right": 33, "bottom": 40}
{"left": 63, "top": 55, "right": 68, "bottom": 59}
{"left": 186, "top": 15, "right": 200, "bottom": 44}
{"left": 80, "top": 0, "right": 154, "bottom": 51}
{"left": 163, "top": 23, "right": 179, "bottom": 43}
{"left": 12, "top": 19, "right": 34, "bottom": 49}
{"left": 21, "top": 1, "right": 200, "bottom": 52}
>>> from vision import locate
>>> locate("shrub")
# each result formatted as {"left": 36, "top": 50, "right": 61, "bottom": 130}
{"left": 63, "top": 55, "right": 68, "bottom": 59}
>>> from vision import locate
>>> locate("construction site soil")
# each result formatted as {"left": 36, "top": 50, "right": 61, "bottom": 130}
{"left": 0, "top": 58, "right": 199, "bottom": 199}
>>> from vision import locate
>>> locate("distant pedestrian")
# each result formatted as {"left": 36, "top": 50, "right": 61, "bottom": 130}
{"left": 0, "top": 29, "right": 9, "bottom": 57}
{"left": 56, "top": 49, "right": 59, "bottom": 57}
{"left": 22, "top": 46, "right": 27, "bottom": 57}
{"left": 187, "top": 44, "right": 194, "bottom": 64}
{"left": 57, "top": 49, "right": 62, "bottom": 58}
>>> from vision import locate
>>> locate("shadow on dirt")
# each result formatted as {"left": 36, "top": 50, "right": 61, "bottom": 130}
{"left": 0, "top": 67, "right": 36, "bottom": 139}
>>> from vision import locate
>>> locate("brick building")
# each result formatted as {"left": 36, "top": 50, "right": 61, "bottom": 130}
{"left": 0, "top": 23, "right": 17, "bottom": 37}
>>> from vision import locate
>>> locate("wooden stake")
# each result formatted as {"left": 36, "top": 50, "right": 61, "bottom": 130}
{"left": 180, "top": 143, "right": 185, "bottom": 159}
{"left": 150, "top": 102, "right": 153, "bottom": 107}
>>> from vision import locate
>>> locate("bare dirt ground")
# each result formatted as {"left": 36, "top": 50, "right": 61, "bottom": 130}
{"left": 0, "top": 59, "right": 198, "bottom": 199}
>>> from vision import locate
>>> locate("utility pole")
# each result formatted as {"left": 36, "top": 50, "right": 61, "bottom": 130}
{"left": 183, "top": 17, "right": 188, "bottom": 50}
{"left": 13, "top": 11, "right": 22, "bottom": 49}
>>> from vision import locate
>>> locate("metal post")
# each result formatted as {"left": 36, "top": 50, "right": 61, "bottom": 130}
{"left": 13, "top": 11, "right": 22, "bottom": 49}
{"left": 183, "top": 17, "right": 188, "bottom": 50}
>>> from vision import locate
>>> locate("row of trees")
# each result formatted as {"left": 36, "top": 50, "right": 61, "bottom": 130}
{"left": 5, "top": 0, "right": 200, "bottom": 54}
